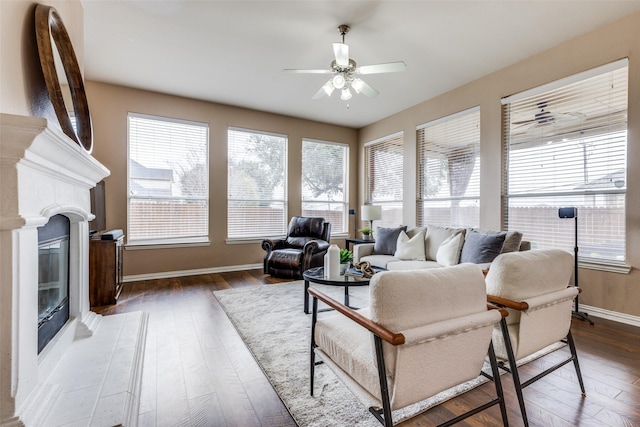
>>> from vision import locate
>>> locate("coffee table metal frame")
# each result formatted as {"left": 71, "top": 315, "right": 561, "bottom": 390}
{"left": 302, "top": 266, "right": 371, "bottom": 314}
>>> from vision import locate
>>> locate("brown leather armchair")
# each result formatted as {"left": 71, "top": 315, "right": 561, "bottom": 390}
{"left": 262, "top": 217, "right": 332, "bottom": 279}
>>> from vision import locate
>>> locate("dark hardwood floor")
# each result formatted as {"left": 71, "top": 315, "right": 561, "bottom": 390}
{"left": 94, "top": 269, "right": 640, "bottom": 426}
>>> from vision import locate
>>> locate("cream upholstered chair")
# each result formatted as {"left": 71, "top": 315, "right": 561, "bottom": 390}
{"left": 309, "top": 265, "right": 509, "bottom": 427}
{"left": 485, "top": 249, "right": 586, "bottom": 427}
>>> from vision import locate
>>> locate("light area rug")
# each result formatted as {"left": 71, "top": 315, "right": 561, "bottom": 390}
{"left": 214, "top": 281, "right": 563, "bottom": 427}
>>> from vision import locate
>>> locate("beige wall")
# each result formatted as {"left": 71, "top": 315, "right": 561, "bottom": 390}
{"left": 0, "top": 0, "right": 84, "bottom": 117}
{"left": 359, "top": 12, "right": 640, "bottom": 318}
{"left": 86, "top": 82, "right": 358, "bottom": 276}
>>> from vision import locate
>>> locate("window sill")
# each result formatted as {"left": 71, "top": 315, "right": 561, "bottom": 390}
{"left": 579, "top": 258, "right": 631, "bottom": 274}
{"left": 331, "top": 232, "right": 350, "bottom": 239}
{"left": 125, "top": 238, "right": 210, "bottom": 250}
{"left": 225, "top": 237, "right": 275, "bottom": 245}
{"left": 226, "top": 233, "right": 348, "bottom": 245}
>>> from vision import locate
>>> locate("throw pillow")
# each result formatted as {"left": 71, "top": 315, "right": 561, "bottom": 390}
{"left": 470, "top": 228, "right": 523, "bottom": 253}
{"left": 373, "top": 226, "right": 407, "bottom": 255}
{"left": 502, "top": 231, "right": 524, "bottom": 253}
{"left": 460, "top": 230, "right": 506, "bottom": 264}
{"left": 424, "top": 225, "right": 466, "bottom": 261}
{"left": 394, "top": 230, "right": 426, "bottom": 261}
{"left": 436, "top": 233, "right": 464, "bottom": 266}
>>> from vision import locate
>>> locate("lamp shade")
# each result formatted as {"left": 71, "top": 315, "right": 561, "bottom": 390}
{"left": 361, "top": 205, "right": 382, "bottom": 221}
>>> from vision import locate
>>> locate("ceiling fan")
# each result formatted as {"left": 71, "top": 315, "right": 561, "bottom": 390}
{"left": 512, "top": 102, "right": 587, "bottom": 130}
{"left": 283, "top": 25, "right": 407, "bottom": 101}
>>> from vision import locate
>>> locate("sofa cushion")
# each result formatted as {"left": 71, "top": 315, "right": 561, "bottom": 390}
{"left": 314, "top": 308, "right": 381, "bottom": 401}
{"left": 394, "top": 230, "right": 426, "bottom": 261}
{"left": 359, "top": 254, "right": 400, "bottom": 269}
{"left": 425, "top": 225, "right": 466, "bottom": 261}
{"left": 460, "top": 230, "right": 506, "bottom": 264}
{"left": 405, "top": 226, "right": 427, "bottom": 239}
{"left": 436, "top": 233, "right": 465, "bottom": 266}
{"left": 385, "top": 260, "right": 441, "bottom": 270}
{"left": 373, "top": 226, "right": 407, "bottom": 255}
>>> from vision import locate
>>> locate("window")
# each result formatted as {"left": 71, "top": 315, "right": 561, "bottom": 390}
{"left": 302, "top": 139, "right": 348, "bottom": 234}
{"left": 227, "top": 128, "right": 287, "bottom": 239}
{"left": 128, "top": 113, "right": 209, "bottom": 245}
{"left": 503, "top": 59, "right": 628, "bottom": 264}
{"left": 417, "top": 107, "right": 480, "bottom": 228}
{"left": 364, "top": 132, "right": 403, "bottom": 227}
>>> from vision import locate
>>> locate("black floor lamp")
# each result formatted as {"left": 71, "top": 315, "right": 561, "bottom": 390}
{"left": 559, "top": 207, "right": 594, "bottom": 326}
{"left": 349, "top": 209, "right": 356, "bottom": 238}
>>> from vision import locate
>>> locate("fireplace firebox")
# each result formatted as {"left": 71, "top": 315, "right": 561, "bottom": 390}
{"left": 37, "top": 214, "right": 71, "bottom": 354}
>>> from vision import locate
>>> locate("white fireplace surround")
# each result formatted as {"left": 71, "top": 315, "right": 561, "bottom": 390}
{"left": 0, "top": 114, "right": 143, "bottom": 426}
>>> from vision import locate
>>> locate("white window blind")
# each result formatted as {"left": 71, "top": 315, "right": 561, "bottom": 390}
{"left": 227, "top": 127, "right": 287, "bottom": 239}
{"left": 417, "top": 107, "right": 480, "bottom": 228}
{"left": 302, "top": 139, "right": 348, "bottom": 234}
{"left": 128, "top": 113, "right": 209, "bottom": 244}
{"left": 364, "top": 132, "right": 403, "bottom": 228}
{"left": 503, "top": 59, "right": 628, "bottom": 263}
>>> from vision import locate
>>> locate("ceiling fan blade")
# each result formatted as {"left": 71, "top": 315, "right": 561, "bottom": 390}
{"left": 511, "top": 119, "right": 537, "bottom": 125}
{"left": 358, "top": 61, "right": 406, "bottom": 75}
{"left": 282, "top": 68, "right": 333, "bottom": 74}
{"left": 312, "top": 80, "right": 335, "bottom": 99}
{"left": 333, "top": 43, "right": 349, "bottom": 67}
{"left": 351, "top": 78, "right": 379, "bottom": 97}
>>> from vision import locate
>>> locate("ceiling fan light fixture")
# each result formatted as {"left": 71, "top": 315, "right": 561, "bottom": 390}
{"left": 351, "top": 78, "right": 364, "bottom": 94}
{"left": 341, "top": 87, "right": 352, "bottom": 100}
{"left": 332, "top": 74, "right": 346, "bottom": 89}
{"left": 321, "top": 80, "right": 335, "bottom": 97}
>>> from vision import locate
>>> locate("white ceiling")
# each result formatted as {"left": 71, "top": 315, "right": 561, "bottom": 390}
{"left": 82, "top": 1, "right": 640, "bottom": 129}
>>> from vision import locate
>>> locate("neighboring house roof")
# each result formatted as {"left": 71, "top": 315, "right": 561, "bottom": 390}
{"left": 129, "top": 159, "right": 173, "bottom": 181}
{"left": 129, "top": 159, "right": 173, "bottom": 197}
{"left": 574, "top": 169, "right": 626, "bottom": 190}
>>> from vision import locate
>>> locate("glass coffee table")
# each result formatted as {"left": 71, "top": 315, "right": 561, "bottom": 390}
{"left": 302, "top": 266, "right": 378, "bottom": 314}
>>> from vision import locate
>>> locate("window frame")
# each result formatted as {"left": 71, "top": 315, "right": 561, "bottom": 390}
{"left": 226, "top": 126, "right": 288, "bottom": 242}
{"left": 501, "top": 59, "right": 629, "bottom": 272}
{"left": 301, "top": 138, "right": 349, "bottom": 236}
{"left": 364, "top": 131, "right": 404, "bottom": 228}
{"left": 127, "top": 112, "right": 210, "bottom": 248}
{"left": 416, "top": 106, "right": 481, "bottom": 228}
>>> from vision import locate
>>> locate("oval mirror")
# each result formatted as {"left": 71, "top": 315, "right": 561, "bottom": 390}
{"left": 35, "top": 4, "right": 93, "bottom": 153}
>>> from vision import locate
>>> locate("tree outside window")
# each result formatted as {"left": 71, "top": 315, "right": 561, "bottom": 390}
{"left": 302, "top": 139, "right": 348, "bottom": 234}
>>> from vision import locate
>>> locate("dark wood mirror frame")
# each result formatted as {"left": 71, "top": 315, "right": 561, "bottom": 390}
{"left": 35, "top": 4, "right": 93, "bottom": 153}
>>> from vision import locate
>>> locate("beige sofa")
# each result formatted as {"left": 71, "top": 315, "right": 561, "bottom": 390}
{"left": 353, "top": 225, "right": 529, "bottom": 270}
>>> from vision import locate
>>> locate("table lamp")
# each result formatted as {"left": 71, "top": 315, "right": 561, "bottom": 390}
{"left": 361, "top": 205, "right": 382, "bottom": 239}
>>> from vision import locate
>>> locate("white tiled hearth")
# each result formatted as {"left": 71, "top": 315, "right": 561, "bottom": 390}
{"left": 0, "top": 114, "right": 146, "bottom": 426}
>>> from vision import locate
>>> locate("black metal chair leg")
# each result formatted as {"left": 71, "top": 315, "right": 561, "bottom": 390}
{"left": 310, "top": 296, "right": 318, "bottom": 396}
{"left": 500, "top": 318, "right": 530, "bottom": 427}
{"left": 373, "top": 335, "right": 393, "bottom": 427}
{"left": 566, "top": 331, "right": 586, "bottom": 396}
{"left": 488, "top": 342, "right": 510, "bottom": 427}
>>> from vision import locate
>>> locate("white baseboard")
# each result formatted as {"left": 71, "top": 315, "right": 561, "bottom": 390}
{"left": 579, "top": 304, "right": 640, "bottom": 328}
{"left": 123, "top": 263, "right": 263, "bottom": 283}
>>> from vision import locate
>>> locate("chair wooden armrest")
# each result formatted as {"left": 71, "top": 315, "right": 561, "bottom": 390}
{"left": 486, "top": 294, "right": 529, "bottom": 311}
{"left": 487, "top": 304, "right": 509, "bottom": 318}
{"left": 307, "top": 287, "right": 405, "bottom": 346}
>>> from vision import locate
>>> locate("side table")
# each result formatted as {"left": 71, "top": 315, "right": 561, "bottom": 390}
{"left": 345, "top": 237, "right": 375, "bottom": 251}
{"left": 302, "top": 266, "right": 371, "bottom": 314}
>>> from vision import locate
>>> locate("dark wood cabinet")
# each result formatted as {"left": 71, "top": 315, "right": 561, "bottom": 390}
{"left": 89, "top": 235, "right": 124, "bottom": 307}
